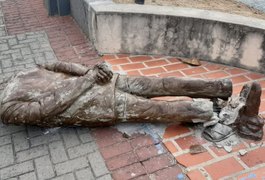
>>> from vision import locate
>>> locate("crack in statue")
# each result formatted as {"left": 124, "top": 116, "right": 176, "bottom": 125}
{"left": 0, "top": 62, "right": 264, "bottom": 141}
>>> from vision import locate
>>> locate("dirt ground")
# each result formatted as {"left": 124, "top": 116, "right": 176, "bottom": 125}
{"left": 113, "top": 0, "right": 265, "bottom": 20}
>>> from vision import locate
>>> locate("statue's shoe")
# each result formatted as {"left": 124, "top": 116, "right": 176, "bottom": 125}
{"left": 202, "top": 123, "right": 234, "bottom": 142}
{"left": 237, "top": 82, "right": 265, "bottom": 140}
{"left": 238, "top": 124, "right": 263, "bottom": 141}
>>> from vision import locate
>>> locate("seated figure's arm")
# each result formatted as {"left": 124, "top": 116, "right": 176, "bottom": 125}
{"left": 1, "top": 72, "right": 96, "bottom": 125}
{"left": 39, "top": 62, "right": 92, "bottom": 76}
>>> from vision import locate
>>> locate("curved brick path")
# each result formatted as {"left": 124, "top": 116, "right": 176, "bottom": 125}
{"left": 1, "top": 0, "right": 265, "bottom": 179}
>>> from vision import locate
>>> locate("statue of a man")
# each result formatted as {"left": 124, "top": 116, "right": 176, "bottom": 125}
{"left": 0, "top": 62, "right": 232, "bottom": 127}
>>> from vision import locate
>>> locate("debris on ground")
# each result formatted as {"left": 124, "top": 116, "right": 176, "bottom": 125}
{"left": 180, "top": 58, "right": 201, "bottom": 66}
{"left": 238, "top": 149, "right": 248, "bottom": 156}
{"left": 250, "top": 142, "right": 257, "bottom": 148}
{"left": 189, "top": 144, "right": 207, "bottom": 154}
{"left": 224, "top": 145, "right": 233, "bottom": 153}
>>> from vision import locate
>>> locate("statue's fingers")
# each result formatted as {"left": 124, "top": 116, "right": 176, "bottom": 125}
{"left": 96, "top": 73, "right": 105, "bottom": 81}
{"left": 97, "top": 74, "right": 109, "bottom": 83}
{"left": 99, "top": 70, "right": 112, "bottom": 81}
{"left": 98, "top": 69, "right": 108, "bottom": 77}
{"left": 109, "top": 71, "right": 113, "bottom": 78}
{"left": 105, "top": 69, "right": 113, "bottom": 77}
{"left": 105, "top": 69, "right": 113, "bottom": 79}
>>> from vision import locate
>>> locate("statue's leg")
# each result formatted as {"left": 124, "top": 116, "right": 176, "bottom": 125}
{"left": 116, "top": 75, "right": 232, "bottom": 99}
{"left": 115, "top": 90, "right": 213, "bottom": 123}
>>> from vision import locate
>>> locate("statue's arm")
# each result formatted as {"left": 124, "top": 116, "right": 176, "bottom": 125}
{"left": 39, "top": 62, "right": 113, "bottom": 83}
{"left": 1, "top": 74, "right": 96, "bottom": 125}
{"left": 39, "top": 62, "right": 92, "bottom": 76}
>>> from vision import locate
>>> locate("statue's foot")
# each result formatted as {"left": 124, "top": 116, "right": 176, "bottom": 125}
{"left": 238, "top": 124, "right": 263, "bottom": 141}
{"left": 202, "top": 123, "right": 234, "bottom": 142}
{"left": 237, "top": 82, "right": 264, "bottom": 140}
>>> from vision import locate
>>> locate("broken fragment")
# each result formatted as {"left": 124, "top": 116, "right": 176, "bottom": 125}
{"left": 189, "top": 144, "right": 207, "bottom": 154}
{"left": 179, "top": 58, "right": 201, "bottom": 66}
{"left": 238, "top": 149, "right": 247, "bottom": 156}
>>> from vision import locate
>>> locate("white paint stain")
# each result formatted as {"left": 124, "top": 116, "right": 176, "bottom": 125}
{"left": 241, "top": 33, "right": 263, "bottom": 68}
{"left": 211, "top": 25, "right": 223, "bottom": 60}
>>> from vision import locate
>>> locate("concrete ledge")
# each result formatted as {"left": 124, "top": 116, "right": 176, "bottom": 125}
{"left": 70, "top": 0, "right": 265, "bottom": 73}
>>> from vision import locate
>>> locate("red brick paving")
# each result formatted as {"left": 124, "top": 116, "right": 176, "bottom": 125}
{"left": 151, "top": 166, "right": 183, "bottom": 180}
{"left": 144, "top": 59, "right": 168, "bottom": 67}
{"left": 93, "top": 128, "right": 185, "bottom": 179}
{"left": 106, "top": 152, "right": 139, "bottom": 171}
{"left": 237, "top": 166, "right": 265, "bottom": 179}
{"left": 142, "top": 154, "right": 175, "bottom": 174}
{"left": 112, "top": 162, "right": 146, "bottom": 180}
{"left": 135, "top": 145, "right": 163, "bottom": 161}
{"left": 130, "top": 135, "right": 154, "bottom": 149}
{"left": 164, "top": 141, "right": 178, "bottom": 154}
{"left": 105, "top": 54, "right": 265, "bottom": 179}
{"left": 187, "top": 170, "right": 206, "bottom": 180}
{"left": 121, "top": 63, "right": 146, "bottom": 71}
{"left": 205, "top": 158, "right": 244, "bottom": 179}
{"left": 100, "top": 141, "right": 133, "bottom": 159}
{"left": 175, "top": 135, "right": 206, "bottom": 150}
{"left": 240, "top": 147, "right": 265, "bottom": 167}
{"left": 163, "top": 124, "right": 191, "bottom": 139}
{"left": 175, "top": 151, "right": 214, "bottom": 167}
{"left": 91, "top": 127, "right": 126, "bottom": 148}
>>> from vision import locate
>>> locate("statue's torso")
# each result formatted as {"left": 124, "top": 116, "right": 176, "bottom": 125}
{"left": 0, "top": 68, "right": 118, "bottom": 127}
{"left": 57, "top": 74, "right": 119, "bottom": 126}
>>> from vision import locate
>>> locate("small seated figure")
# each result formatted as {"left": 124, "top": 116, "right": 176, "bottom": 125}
{"left": 0, "top": 62, "right": 263, "bottom": 140}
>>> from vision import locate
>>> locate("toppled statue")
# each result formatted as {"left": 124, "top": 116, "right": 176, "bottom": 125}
{"left": 0, "top": 62, "right": 264, "bottom": 141}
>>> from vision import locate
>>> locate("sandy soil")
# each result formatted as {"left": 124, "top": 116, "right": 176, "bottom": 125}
{"left": 113, "top": 0, "right": 265, "bottom": 20}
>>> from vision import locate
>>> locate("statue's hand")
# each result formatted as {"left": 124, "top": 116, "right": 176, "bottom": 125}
{"left": 94, "top": 63, "right": 113, "bottom": 84}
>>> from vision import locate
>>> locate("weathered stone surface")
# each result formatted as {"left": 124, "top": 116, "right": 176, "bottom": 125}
{"left": 0, "top": 144, "right": 15, "bottom": 168}
{"left": 12, "top": 131, "right": 29, "bottom": 152}
{"left": 55, "top": 157, "right": 88, "bottom": 175}
{"left": 0, "top": 161, "right": 34, "bottom": 180}
{"left": 35, "top": 155, "right": 55, "bottom": 180}
{"left": 88, "top": 151, "right": 109, "bottom": 177}
{"left": 16, "top": 145, "right": 49, "bottom": 162}
{"left": 19, "top": 172, "right": 37, "bottom": 180}
{"left": 0, "top": 31, "right": 57, "bottom": 86}
{"left": 75, "top": 168, "right": 94, "bottom": 180}
{"left": 49, "top": 141, "right": 68, "bottom": 164}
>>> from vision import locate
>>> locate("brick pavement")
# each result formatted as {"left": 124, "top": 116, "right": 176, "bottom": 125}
{"left": 104, "top": 54, "right": 265, "bottom": 179}
{"left": 0, "top": 31, "right": 57, "bottom": 86}
{"left": 92, "top": 128, "right": 185, "bottom": 180}
{"left": 0, "top": 4, "right": 7, "bottom": 38}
